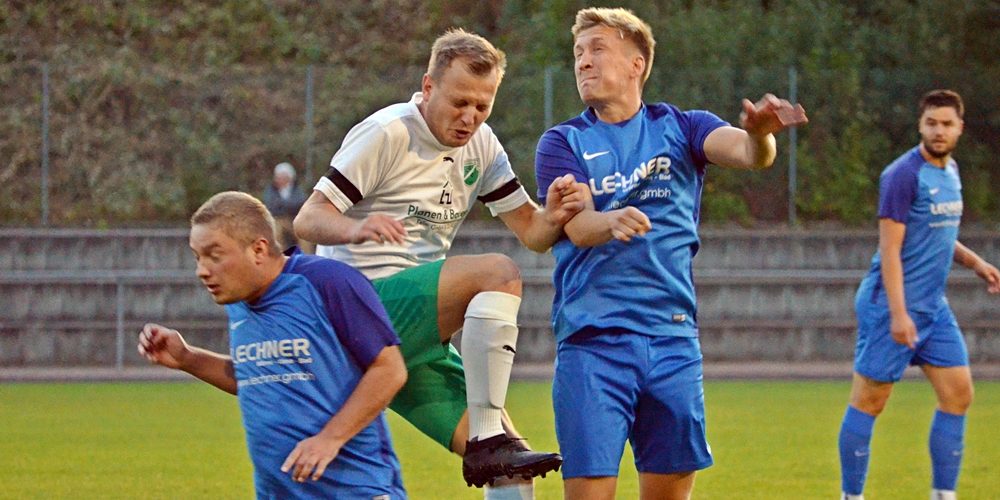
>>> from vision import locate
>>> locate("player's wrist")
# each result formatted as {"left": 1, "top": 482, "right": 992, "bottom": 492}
{"left": 174, "top": 342, "right": 200, "bottom": 371}
{"left": 316, "top": 425, "right": 349, "bottom": 448}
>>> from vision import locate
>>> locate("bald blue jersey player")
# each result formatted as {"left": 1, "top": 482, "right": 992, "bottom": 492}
{"left": 139, "top": 191, "right": 407, "bottom": 499}
{"left": 838, "top": 90, "right": 1000, "bottom": 500}
{"left": 535, "top": 7, "right": 807, "bottom": 500}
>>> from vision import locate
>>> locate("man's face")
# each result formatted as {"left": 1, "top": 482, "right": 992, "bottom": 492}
{"left": 919, "top": 105, "right": 963, "bottom": 159}
{"left": 273, "top": 172, "right": 292, "bottom": 189}
{"left": 189, "top": 223, "right": 265, "bottom": 305}
{"left": 574, "top": 25, "right": 643, "bottom": 107}
{"left": 420, "top": 58, "right": 500, "bottom": 148}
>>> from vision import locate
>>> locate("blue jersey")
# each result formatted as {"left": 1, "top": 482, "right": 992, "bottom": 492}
{"left": 225, "top": 249, "right": 405, "bottom": 499}
{"left": 857, "top": 146, "right": 963, "bottom": 313}
{"left": 535, "top": 103, "right": 727, "bottom": 342}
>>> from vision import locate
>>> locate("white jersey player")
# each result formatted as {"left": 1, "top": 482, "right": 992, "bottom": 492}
{"left": 295, "top": 29, "right": 586, "bottom": 497}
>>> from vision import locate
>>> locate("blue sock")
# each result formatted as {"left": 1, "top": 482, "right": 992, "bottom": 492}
{"left": 839, "top": 406, "right": 876, "bottom": 495}
{"left": 929, "top": 409, "right": 965, "bottom": 491}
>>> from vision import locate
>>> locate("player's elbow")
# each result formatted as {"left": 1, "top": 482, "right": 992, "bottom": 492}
{"left": 385, "top": 364, "right": 408, "bottom": 399}
{"left": 382, "top": 348, "right": 408, "bottom": 395}
{"left": 522, "top": 237, "right": 552, "bottom": 254}
{"left": 292, "top": 209, "right": 319, "bottom": 242}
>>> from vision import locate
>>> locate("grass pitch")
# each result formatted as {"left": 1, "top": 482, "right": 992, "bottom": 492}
{"left": 2, "top": 380, "right": 998, "bottom": 499}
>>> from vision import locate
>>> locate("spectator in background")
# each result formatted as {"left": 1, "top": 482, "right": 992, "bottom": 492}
{"left": 264, "top": 162, "right": 311, "bottom": 252}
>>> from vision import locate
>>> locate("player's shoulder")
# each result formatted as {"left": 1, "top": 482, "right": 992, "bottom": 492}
{"left": 881, "top": 147, "right": 923, "bottom": 179}
{"left": 285, "top": 253, "right": 371, "bottom": 291}
{"left": 366, "top": 100, "right": 415, "bottom": 126}
{"left": 645, "top": 101, "right": 683, "bottom": 119}
{"left": 350, "top": 100, "right": 421, "bottom": 146}
{"left": 544, "top": 111, "right": 594, "bottom": 140}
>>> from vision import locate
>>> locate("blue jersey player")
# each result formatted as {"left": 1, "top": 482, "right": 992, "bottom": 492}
{"left": 138, "top": 191, "right": 408, "bottom": 499}
{"left": 838, "top": 90, "right": 1000, "bottom": 500}
{"left": 534, "top": 8, "right": 807, "bottom": 500}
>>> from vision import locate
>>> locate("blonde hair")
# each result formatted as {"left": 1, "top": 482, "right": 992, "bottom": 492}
{"left": 572, "top": 7, "right": 656, "bottom": 85}
{"left": 427, "top": 28, "right": 507, "bottom": 81}
{"left": 191, "top": 191, "right": 282, "bottom": 255}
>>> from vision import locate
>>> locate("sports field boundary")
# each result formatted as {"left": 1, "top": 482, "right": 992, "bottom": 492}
{"left": 4, "top": 362, "right": 1000, "bottom": 382}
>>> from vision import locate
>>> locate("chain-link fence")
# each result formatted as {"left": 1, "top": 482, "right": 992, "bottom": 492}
{"left": 3, "top": 61, "right": 999, "bottom": 227}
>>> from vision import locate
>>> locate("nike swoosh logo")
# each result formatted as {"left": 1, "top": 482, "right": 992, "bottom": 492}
{"left": 229, "top": 319, "right": 248, "bottom": 331}
{"left": 583, "top": 150, "right": 610, "bottom": 160}
{"left": 853, "top": 450, "right": 869, "bottom": 457}
{"left": 929, "top": 188, "right": 940, "bottom": 195}
{"left": 502, "top": 345, "right": 516, "bottom": 354}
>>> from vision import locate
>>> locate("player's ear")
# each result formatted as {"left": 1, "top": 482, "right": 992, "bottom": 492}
{"left": 250, "top": 237, "right": 270, "bottom": 263}
{"left": 632, "top": 55, "right": 645, "bottom": 79}
{"left": 421, "top": 73, "right": 434, "bottom": 98}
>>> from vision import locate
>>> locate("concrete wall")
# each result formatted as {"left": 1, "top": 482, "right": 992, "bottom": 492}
{"left": 2, "top": 226, "right": 998, "bottom": 366}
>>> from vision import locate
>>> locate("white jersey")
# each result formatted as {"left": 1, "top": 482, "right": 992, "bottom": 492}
{"left": 314, "top": 93, "right": 530, "bottom": 279}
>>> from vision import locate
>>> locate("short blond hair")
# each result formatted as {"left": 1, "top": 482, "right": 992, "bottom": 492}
{"left": 191, "top": 191, "right": 282, "bottom": 255}
{"left": 427, "top": 28, "right": 507, "bottom": 81}
{"left": 572, "top": 7, "right": 656, "bottom": 85}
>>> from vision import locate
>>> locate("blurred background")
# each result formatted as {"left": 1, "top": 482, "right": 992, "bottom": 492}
{"left": 1, "top": 0, "right": 999, "bottom": 373}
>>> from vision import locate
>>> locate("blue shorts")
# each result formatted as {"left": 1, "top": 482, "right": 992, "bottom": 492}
{"left": 552, "top": 329, "right": 714, "bottom": 478}
{"left": 854, "top": 301, "right": 968, "bottom": 382}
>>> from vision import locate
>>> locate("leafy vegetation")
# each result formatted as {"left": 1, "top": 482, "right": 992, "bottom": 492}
{"left": 2, "top": 1, "right": 998, "bottom": 226}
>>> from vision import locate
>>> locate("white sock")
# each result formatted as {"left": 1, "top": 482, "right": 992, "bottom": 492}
{"left": 931, "top": 489, "right": 957, "bottom": 500}
{"left": 842, "top": 494, "right": 864, "bottom": 500}
{"left": 484, "top": 482, "right": 534, "bottom": 500}
{"left": 461, "top": 291, "right": 521, "bottom": 441}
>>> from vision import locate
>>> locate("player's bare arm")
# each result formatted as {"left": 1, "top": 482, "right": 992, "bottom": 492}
{"left": 280, "top": 346, "right": 407, "bottom": 483}
{"left": 137, "top": 323, "right": 238, "bottom": 394}
{"left": 878, "top": 218, "right": 917, "bottom": 348}
{"left": 954, "top": 241, "right": 1000, "bottom": 294}
{"left": 704, "top": 93, "right": 808, "bottom": 170}
{"left": 497, "top": 174, "right": 587, "bottom": 252}
{"left": 294, "top": 191, "right": 406, "bottom": 245}
{"left": 564, "top": 205, "right": 652, "bottom": 248}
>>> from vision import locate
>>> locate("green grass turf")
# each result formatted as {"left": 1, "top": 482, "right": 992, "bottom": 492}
{"left": 1, "top": 380, "right": 998, "bottom": 499}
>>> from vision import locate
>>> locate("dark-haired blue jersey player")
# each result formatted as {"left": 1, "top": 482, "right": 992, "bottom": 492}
{"left": 138, "top": 191, "right": 408, "bottom": 499}
{"left": 838, "top": 90, "right": 1000, "bottom": 500}
{"left": 533, "top": 7, "right": 807, "bottom": 500}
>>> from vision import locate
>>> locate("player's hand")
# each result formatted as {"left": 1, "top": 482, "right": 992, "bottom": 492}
{"left": 137, "top": 323, "right": 190, "bottom": 369}
{"left": 740, "top": 93, "right": 808, "bottom": 136}
{"left": 606, "top": 207, "right": 651, "bottom": 242}
{"left": 889, "top": 313, "right": 918, "bottom": 349}
{"left": 972, "top": 259, "right": 1000, "bottom": 294}
{"left": 280, "top": 432, "right": 344, "bottom": 483}
{"left": 544, "top": 174, "right": 590, "bottom": 226}
{"left": 349, "top": 213, "right": 407, "bottom": 245}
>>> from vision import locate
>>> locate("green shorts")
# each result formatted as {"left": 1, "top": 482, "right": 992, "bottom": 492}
{"left": 372, "top": 260, "right": 466, "bottom": 450}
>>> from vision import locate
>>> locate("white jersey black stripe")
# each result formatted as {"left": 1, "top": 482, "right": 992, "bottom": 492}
{"left": 314, "top": 92, "right": 530, "bottom": 279}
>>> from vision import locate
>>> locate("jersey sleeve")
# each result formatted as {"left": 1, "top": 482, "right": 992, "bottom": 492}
{"left": 878, "top": 164, "right": 918, "bottom": 223}
{"left": 313, "top": 261, "right": 401, "bottom": 369}
{"left": 313, "top": 119, "right": 392, "bottom": 213}
{"left": 475, "top": 128, "right": 531, "bottom": 216}
{"left": 534, "top": 128, "right": 588, "bottom": 205}
{"left": 679, "top": 110, "right": 729, "bottom": 169}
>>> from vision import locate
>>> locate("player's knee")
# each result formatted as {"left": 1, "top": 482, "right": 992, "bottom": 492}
{"left": 851, "top": 392, "right": 889, "bottom": 416}
{"left": 473, "top": 253, "right": 522, "bottom": 294}
{"left": 942, "top": 384, "right": 974, "bottom": 413}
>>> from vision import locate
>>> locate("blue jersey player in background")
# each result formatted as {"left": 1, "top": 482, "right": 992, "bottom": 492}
{"left": 838, "top": 90, "right": 1000, "bottom": 500}
{"left": 138, "top": 191, "right": 408, "bottom": 499}
{"left": 534, "top": 7, "right": 807, "bottom": 500}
